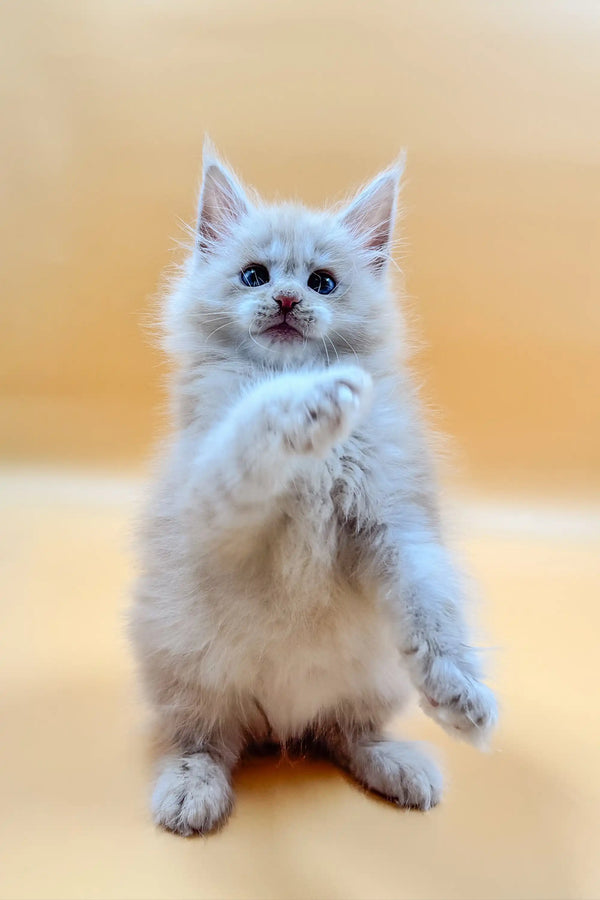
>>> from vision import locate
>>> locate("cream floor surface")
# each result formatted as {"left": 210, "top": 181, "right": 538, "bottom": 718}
{"left": 1, "top": 467, "right": 599, "bottom": 900}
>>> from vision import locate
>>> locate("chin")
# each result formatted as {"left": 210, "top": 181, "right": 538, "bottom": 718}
{"left": 245, "top": 329, "right": 319, "bottom": 367}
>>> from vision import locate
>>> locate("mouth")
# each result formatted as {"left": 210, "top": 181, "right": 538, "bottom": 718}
{"left": 261, "top": 321, "right": 303, "bottom": 342}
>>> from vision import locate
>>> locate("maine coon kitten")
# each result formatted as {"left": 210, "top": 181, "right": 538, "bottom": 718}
{"left": 129, "top": 141, "right": 497, "bottom": 836}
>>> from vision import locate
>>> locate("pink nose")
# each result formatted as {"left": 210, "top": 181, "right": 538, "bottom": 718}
{"left": 274, "top": 294, "right": 300, "bottom": 312}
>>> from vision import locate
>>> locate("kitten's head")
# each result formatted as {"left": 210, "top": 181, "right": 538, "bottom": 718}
{"left": 166, "top": 140, "right": 405, "bottom": 368}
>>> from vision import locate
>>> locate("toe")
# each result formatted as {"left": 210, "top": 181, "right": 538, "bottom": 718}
{"left": 151, "top": 754, "right": 234, "bottom": 836}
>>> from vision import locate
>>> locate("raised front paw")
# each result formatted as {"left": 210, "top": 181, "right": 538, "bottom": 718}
{"left": 419, "top": 656, "right": 498, "bottom": 748}
{"left": 283, "top": 366, "right": 372, "bottom": 456}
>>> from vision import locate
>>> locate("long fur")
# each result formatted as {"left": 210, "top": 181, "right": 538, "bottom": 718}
{"left": 129, "top": 142, "right": 497, "bottom": 835}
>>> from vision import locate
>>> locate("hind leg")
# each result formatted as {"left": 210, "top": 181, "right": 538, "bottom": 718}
{"left": 324, "top": 725, "right": 443, "bottom": 811}
{"left": 142, "top": 676, "right": 245, "bottom": 836}
{"left": 152, "top": 750, "right": 235, "bottom": 836}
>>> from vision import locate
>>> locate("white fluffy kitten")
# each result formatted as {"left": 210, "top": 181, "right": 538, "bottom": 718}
{"left": 129, "top": 141, "right": 497, "bottom": 836}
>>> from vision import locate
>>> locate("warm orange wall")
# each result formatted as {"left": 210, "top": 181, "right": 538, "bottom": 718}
{"left": 2, "top": 1, "right": 598, "bottom": 490}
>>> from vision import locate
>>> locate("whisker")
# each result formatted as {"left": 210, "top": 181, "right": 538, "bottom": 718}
{"left": 329, "top": 328, "right": 360, "bottom": 363}
{"left": 199, "top": 315, "right": 236, "bottom": 324}
{"left": 325, "top": 333, "right": 340, "bottom": 364}
{"left": 205, "top": 320, "right": 234, "bottom": 341}
{"left": 247, "top": 325, "right": 278, "bottom": 355}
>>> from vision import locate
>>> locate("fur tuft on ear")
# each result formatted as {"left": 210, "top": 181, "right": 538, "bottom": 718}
{"left": 197, "top": 138, "right": 250, "bottom": 254}
{"left": 340, "top": 154, "right": 405, "bottom": 272}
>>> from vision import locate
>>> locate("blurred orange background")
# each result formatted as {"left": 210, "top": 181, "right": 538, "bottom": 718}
{"left": 1, "top": 3, "right": 599, "bottom": 900}
{"left": 2, "top": 0, "right": 599, "bottom": 491}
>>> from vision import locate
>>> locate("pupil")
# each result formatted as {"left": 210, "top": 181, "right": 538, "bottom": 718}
{"left": 308, "top": 270, "right": 336, "bottom": 295}
{"left": 241, "top": 264, "right": 269, "bottom": 287}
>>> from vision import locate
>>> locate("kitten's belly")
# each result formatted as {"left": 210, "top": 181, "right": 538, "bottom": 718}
{"left": 255, "top": 647, "right": 409, "bottom": 741}
{"left": 234, "top": 593, "right": 411, "bottom": 740}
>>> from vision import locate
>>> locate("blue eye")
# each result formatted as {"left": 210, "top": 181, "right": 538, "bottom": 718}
{"left": 240, "top": 264, "right": 269, "bottom": 287}
{"left": 308, "top": 270, "right": 336, "bottom": 295}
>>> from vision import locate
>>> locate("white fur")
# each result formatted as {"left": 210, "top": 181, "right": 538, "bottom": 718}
{"left": 129, "top": 142, "right": 497, "bottom": 834}
{"left": 152, "top": 753, "right": 234, "bottom": 836}
{"left": 330, "top": 736, "right": 443, "bottom": 810}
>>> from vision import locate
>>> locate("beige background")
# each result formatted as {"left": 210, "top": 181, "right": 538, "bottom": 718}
{"left": 2, "top": 2, "right": 600, "bottom": 899}
{"left": 2, "top": 0, "right": 599, "bottom": 490}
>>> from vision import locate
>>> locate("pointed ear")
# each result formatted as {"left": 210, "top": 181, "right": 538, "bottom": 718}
{"left": 340, "top": 155, "right": 405, "bottom": 271}
{"left": 197, "top": 138, "right": 250, "bottom": 253}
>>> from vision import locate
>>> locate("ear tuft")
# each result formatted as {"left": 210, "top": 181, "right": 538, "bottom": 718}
{"left": 340, "top": 157, "right": 405, "bottom": 271}
{"left": 197, "top": 140, "right": 250, "bottom": 253}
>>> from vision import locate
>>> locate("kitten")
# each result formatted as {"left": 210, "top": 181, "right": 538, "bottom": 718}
{"left": 129, "top": 140, "right": 497, "bottom": 836}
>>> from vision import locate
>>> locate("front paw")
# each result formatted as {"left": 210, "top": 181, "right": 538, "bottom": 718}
{"left": 283, "top": 366, "right": 372, "bottom": 456}
{"left": 419, "top": 656, "right": 498, "bottom": 748}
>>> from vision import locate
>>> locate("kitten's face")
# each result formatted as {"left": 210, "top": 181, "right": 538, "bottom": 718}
{"left": 168, "top": 147, "right": 402, "bottom": 367}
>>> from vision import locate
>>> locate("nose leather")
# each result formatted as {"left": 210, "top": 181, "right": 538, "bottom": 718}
{"left": 274, "top": 294, "right": 300, "bottom": 312}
